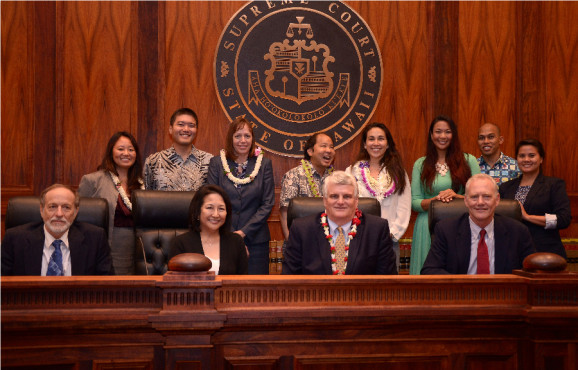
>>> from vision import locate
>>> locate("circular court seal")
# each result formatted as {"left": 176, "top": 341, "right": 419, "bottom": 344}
{"left": 214, "top": 1, "right": 383, "bottom": 157}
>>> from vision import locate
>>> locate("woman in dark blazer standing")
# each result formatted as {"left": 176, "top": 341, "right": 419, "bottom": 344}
{"left": 499, "top": 139, "right": 571, "bottom": 258}
{"left": 168, "top": 184, "right": 248, "bottom": 275}
{"left": 207, "top": 117, "right": 275, "bottom": 274}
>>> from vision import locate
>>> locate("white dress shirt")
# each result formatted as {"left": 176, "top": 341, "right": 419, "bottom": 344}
{"left": 42, "top": 227, "right": 72, "bottom": 276}
{"left": 467, "top": 218, "right": 496, "bottom": 275}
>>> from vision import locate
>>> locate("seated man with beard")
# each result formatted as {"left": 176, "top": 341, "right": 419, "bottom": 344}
{"left": 1, "top": 184, "right": 114, "bottom": 276}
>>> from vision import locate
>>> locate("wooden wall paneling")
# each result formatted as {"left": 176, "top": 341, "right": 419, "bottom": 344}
{"left": 138, "top": 1, "right": 165, "bottom": 157}
{"left": 516, "top": 2, "right": 546, "bottom": 146}
{"left": 60, "top": 2, "right": 136, "bottom": 186}
{"left": 457, "top": 2, "right": 517, "bottom": 157}
{"left": 1, "top": 2, "right": 36, "bottom": 195}
{"left": 543, "top": 2, "right": 578, "bottom": 190}
{"left": 430, "top": 2, "right": 459, "bottom": 122}
{"left": 350, "top": 1, "right": 430, "bottom": 172}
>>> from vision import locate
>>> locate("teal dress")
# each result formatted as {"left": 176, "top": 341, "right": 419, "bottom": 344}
{"left": 409, "top": 153, "right": 481, "bottom": 275}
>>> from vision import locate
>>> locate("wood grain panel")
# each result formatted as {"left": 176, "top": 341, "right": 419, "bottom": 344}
{"left": 543, "top": 2, "right": 578, "bottom": 189}
{"left": 457, "top": 2, "right": 518, "bottom": 157}
{"left": 1, "top": 2, "right": 34, "bottom": 191}
{"left": 60, "top": 2, "right": 136, "bottom": 185}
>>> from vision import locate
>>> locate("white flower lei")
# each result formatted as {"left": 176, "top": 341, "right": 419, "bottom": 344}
{"left": 109, "top": 171, "right": 144, "bottom": 211}
{"left": 220, "top": 149, "right": 263, "bottom": 185}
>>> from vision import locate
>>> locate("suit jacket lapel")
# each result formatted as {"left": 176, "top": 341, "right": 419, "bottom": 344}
{"left": 493, "top": 217, "right": 509, "bottom": 274}
{"left": 69, "top": 224, "right": 85, "bottom": 276}
{"left": 456, "top": 216, "right": 472, "bottom": 274}
{"left": 25, "top": 225, "right": 46, "bottom": 275}
{"left": 316, "top": 220, "right": 333, "bottom": 274}
{"left": 344, "top": 217, "right": 364, "bottom": 275}
{"left": 523, "top": 173, "right": 544, "bottom": 211}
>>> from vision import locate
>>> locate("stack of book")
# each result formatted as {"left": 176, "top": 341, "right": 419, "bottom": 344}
{"left": 564, "top": 239, "right": 578, "bottom": 272}
{"left": 398, "top": 238, "right": 412, "bottom": 274}
{"left": 269, "top": 240, "right": 284, "bottom": 274}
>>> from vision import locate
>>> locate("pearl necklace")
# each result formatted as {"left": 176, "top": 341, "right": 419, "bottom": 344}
{"left": 109, "top": 171, "right": 144, "bottom": 211}
{"left": 301, "top": 159, "right": 334, "bottom": 197}
{"left": 357, "top": 161, "right": 396, "bottom": 201}
{"left": 220, "top": 149, "right": 263, "bottom": 185}
{"left": 321, "top": 209, "right": 361, "bottom": 275}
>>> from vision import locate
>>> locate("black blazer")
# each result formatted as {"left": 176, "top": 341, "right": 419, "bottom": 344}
{"left": 282, "top": 212, "right": 397, "bottom": 275}
{"left": 1, "top": 222, "right": 114, "bottom": 276}
{"left": 207, "top": 155, "right": 275, "bottom": 245}
{"left": 421, "top": 214, "right": 536, "bottom": 275}
{"left": 168, "top": 230, "right": 248, "bottom": 275}
{"left": 499, "top": 174, "right": 571, "bottom": 258}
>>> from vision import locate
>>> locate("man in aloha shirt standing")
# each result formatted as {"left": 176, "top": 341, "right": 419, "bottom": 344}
{"left": 279, "top": 132, "right": 335, "bottom": 241}
{"left": 477, "top": 123, "right": 520, "bottom": 185}
{"left": 144, "top": 108, "right": 213, "bottom": 191}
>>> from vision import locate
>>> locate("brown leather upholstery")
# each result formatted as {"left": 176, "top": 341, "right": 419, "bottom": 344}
{"left": 428, "top": 198, "right": 522, "bottom": 236}
{"left": 287, "top": 197, "right": 381, "bottom": 230}
{"left": 132, "top": 189, "right": 195, "bottom": 275}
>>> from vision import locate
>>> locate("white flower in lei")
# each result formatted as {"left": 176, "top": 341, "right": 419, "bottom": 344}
{"left": 220, "top": 149, "right": 263, "bottom": 185}
{"left": 109, "top": 171, "right": 144, "bottom": 211}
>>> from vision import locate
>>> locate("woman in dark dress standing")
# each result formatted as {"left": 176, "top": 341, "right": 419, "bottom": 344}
{"left": 499, "top": 139, "right": 571, "bottom": 258}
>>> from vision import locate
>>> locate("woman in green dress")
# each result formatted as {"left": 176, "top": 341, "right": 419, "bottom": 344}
{"left": 410, "top": 116, "right": 481, "bottom": 275}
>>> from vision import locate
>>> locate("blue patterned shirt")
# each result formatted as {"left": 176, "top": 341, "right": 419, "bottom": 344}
{"left": 477, "top": 152, "right": 520, "bottom": 185}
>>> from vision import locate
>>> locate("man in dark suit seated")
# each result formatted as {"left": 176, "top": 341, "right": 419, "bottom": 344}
{"left": 282, "top": 171, "right": 397, "bottom": 275}
{"left": 422, "top": 174, "right": 535, "bottom": 275}
{"left": 1, "top": 184, "right": 114, "bottom": 276}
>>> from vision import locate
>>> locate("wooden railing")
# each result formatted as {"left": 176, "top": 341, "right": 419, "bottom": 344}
{"left": 2, "top": 272, "right": 577, "bottom": 370}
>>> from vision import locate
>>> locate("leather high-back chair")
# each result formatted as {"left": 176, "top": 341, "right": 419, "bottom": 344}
{"left": 428, "top": 198, "right": 522, "bottom": 237}
{"left": 5, "top": 196, "right": 109, "bottom": 234}
{"left": 132, "top": 190, "right": 195, "bottom": 275}
{"left": 287, "top": 197, "right": 381, "bottom": 230}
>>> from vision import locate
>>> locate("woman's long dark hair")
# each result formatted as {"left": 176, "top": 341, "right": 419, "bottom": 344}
{"left": 355, "top": 122, "right": 407, "bottom": 194}
{"left": 97, "top": 131, "right": 143, "bottom": 195}
{"left": 421, "top": 116, "right": 471, "bottom": 192}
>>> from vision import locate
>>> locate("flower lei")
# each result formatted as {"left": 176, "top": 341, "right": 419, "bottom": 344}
{"left": 301, "top": 159, "right": 334, "bottom": 197}
{"left": 220, "top": 148, "right": 263, "bottom": 185}
{"left": 358, "top": 162, "right": 396, "bottom": 201}
{"left": 109, "top": 171, "right": 144, "bottom": 211}
{"left": 321, "top": 209, "right": 362, "bottom": 275}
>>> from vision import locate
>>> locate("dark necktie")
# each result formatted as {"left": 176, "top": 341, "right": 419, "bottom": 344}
{"left": 46, "top": 239, "right": 64, "bottom": 276}
{"left": 334, "top": 227, "right": 346, "bottom": 274}
{"left": 477, "top": 229, "right": 490, "bottom": 274}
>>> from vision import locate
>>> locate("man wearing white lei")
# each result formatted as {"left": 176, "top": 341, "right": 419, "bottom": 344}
{"left": 207, "top": 118, "right": 275, "bottom": 274}
{"left": 279, "top": 133, "right": 335, "bottom": 241}
{"left": 282, "top": 171, "right": 397, "bottom": 275}
{"left": 345, "top": 122, "right": 411, "bottom": 271}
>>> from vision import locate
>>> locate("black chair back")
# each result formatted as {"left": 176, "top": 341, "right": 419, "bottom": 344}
{"left": 132, "top": 189, "right": 195, "bottom": 275}
{"left": 287, "top": 197, "right": 381, "bottom": 230}
{"left": 5, "top": 196, "right": 109, "bottom": 234}
{"left": 428, "top": 198, "right": 522, "bottom": 236}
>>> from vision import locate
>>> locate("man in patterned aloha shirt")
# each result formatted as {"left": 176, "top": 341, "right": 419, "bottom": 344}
{"left": 144, "top": 108, "right": 213, "bottom": 191}
{"left": 477, "top": 123, "right": 520, "bottom": 186}
{"left": 279, "top": 132, "right": 335, "bottom": 240}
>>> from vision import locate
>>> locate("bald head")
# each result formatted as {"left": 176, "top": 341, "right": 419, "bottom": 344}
{"left": 477, "top": 123, "right": 504, "bottom": 160}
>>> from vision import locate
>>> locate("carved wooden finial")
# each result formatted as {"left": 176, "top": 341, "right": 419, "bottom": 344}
{"left": 523, "top": 252, "right": 567, "bottom": 273}
{"left": 168, "top": 253, "right": 212, "bottom": 272}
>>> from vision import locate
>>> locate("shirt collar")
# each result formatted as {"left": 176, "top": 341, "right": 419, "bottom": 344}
{"left": 326, "top": 215, "right": 353, "bottom": 236}
{"left": 468, "top": 216, "right": 495, "bottom": 239}
{"left": 43, "top": 225, "right": 70, "bottom": 250}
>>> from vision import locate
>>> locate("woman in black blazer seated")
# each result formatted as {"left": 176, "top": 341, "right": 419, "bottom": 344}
{"left": 207, "top": 117, "right": 274, "bottom": 274}
{"left": 499, "top": 139, "right": 571, "bottom": 258}
{"left": 168, "top": 185, "right": 248, "bottom": 275}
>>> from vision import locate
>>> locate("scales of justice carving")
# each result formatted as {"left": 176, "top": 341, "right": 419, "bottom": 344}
{"left": 248, "top": 17, "right": 350, "bottom": 122}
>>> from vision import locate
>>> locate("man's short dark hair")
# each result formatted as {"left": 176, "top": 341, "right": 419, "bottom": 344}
{"left": 170, "top": 108, "right": 198, "bottom": 126}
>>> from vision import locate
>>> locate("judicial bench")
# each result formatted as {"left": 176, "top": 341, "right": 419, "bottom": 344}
{"left": 2, "top": 271, "right": 577, "bottom": 370}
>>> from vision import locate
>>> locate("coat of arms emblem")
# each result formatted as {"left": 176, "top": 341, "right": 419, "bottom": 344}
{"left": 215, "top": 1, "right": 382, "bottom": 157}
